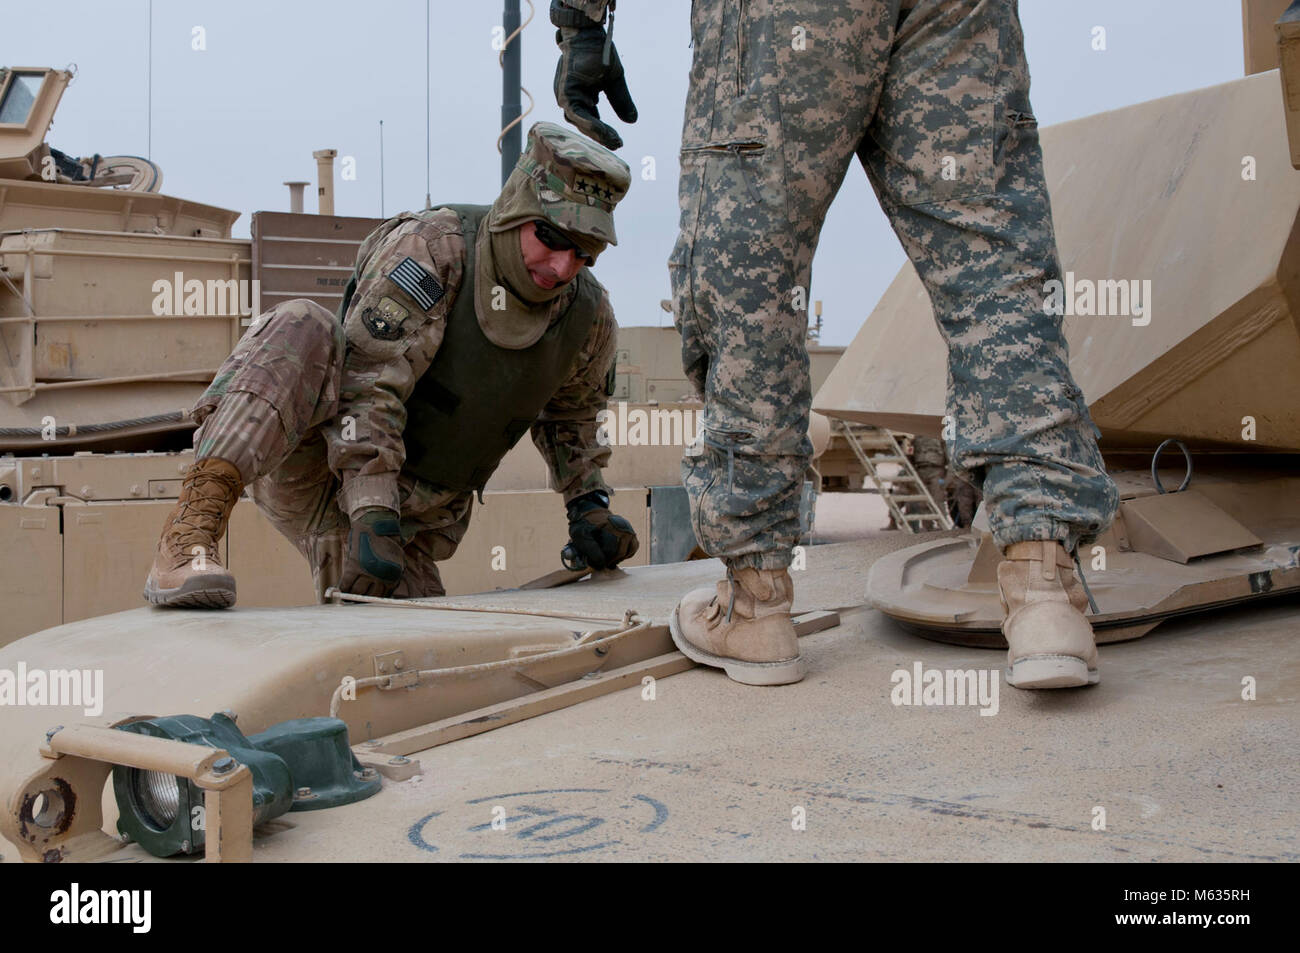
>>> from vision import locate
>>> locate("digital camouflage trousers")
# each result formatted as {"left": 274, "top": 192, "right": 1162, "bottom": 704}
{"left": 670, "top": 0, "right": 1118, "bottom": 569}
{"left": 191, "top": 299, "right": 473, "bottom": 600}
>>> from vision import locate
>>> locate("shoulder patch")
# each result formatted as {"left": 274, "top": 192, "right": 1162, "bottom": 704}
{"left": 362, "top": 296, "right": 410, "bottom": 341}
{"left": 387, "top": 256, "right": 444, "bottom": 312}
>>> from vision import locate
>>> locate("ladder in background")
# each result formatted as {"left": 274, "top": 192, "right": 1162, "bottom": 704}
{"left": 834, "top": 420, "right": 954, "bottom": 532}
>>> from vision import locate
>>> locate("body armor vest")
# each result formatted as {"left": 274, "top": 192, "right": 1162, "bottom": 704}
{"left": 349, "top": 204, "right": 599, "bottom": 493}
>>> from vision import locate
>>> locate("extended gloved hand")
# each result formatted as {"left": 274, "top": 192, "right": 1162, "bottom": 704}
{"left": 566, "top": 490, "right": 638, "bottom": 569}
{"left": 339, "top": 506, "right": 405, "bottom": 596}
{"left": 551, "top": 2, "right": 637, "bottom": 150}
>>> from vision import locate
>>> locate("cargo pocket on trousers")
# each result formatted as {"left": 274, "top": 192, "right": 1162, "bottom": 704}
{"left": 703, "top": 426, "right": 756, "bottom": 492}
{"left": 680, "top": 140, "right": 771, "bottom": 206}
{"left": 862, "top": 9, "right": 1009, "bottom": 208}
{"left": 688, "top": 426, "right": 756, "bottom": 549}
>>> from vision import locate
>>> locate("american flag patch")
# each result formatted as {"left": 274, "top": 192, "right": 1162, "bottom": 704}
{"left": 387, "top": 257, "right": 444, "bottom": 311}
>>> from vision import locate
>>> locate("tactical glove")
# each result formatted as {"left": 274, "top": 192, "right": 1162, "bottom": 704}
{"left": 566, "top": 490, "right": 639, "bottom": 569}
{"left": 551, "top": 2, "right": 637, "bottom": 150}
{"left": 339, "top": 506, "right": 405, "bottom": 597}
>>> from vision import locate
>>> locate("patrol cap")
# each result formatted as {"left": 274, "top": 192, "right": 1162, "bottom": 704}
{"left": 488, "top": 121, "right": 631, "bottom": 256}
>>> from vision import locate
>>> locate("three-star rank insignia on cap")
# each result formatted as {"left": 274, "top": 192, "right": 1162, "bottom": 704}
{"left": 387, "top": 256, "right": 444, "bottom": 312}
{"left": 573, "top": 175, "right": 614, "bottom": 205}
{"left": 362, "top": 296, "right": 411, "bottom": 341}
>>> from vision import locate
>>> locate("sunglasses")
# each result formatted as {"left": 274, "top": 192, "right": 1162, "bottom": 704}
{"left": 533, "top": 220, "right": 594, "bottom": 265}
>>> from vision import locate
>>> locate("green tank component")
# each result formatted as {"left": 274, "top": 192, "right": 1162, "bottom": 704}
{"left": 113, "top": 712, "right": 378, "bottom": 858}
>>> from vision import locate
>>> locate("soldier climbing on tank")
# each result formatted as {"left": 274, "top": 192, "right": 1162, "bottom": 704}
{"left": 143, "top": 123, "right": 639, "bottom": 607}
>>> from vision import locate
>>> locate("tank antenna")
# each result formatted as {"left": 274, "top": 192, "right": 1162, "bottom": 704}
{"left": 147, "top": 0, "right": 153, "bottom": 160}
{"left": 425, "top": 0, "right": 432, "bottom": 209}
{"left": 498, "top": 1, "right": 535, "bottom": 185}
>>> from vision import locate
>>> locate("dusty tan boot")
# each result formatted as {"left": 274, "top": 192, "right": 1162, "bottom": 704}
{"left": 143, "top": 457, "right": 243, "bottom": 608}
{"left": 998, "top": 540, "right": 1099, "bottom": 689}
{"left": 669, "top": 567, "right": 802, "bottom": 686}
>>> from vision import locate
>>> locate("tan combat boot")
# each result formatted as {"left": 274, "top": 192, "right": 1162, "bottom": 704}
{"left": 998, "top": 540, "right": 1099, "bottom": 689}
{"left": 670, "top": 567, "right": 802, "bottom": 686}
{"left": 143, "top": 458, "right": 244, "bottom": 608}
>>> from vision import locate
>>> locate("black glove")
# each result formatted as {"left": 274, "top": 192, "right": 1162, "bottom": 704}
{"left": 339, "top": 506, "right": 405, "bottom": 596}
{"left": 551, "top": 3, "right": 637, "bottom": 150}
{"left": 566, "top": 490, "right": 639, "bottom": 569}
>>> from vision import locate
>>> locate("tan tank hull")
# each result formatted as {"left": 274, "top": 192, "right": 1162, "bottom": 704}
{"left": 3, "top": 542, "right": 1293, "bottom": 864}
{"left": 0, "top": 598, "right": 667, "bottom": 862}
{"left": 868, "top": 467, "right": 1300, "bottom": 646}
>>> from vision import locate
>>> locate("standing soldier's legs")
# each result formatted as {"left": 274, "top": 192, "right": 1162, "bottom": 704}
{"left": 669, "top": 0, "right": 1118, "bottom": 688}
{"left": 144, "top": 299, "right": 345, "bottom": 608}
{"left": 669, "top": 0, "right": 892, "bottom": 683}
{"left": 858, "top": 0, "right": 1120, "bottom": 686}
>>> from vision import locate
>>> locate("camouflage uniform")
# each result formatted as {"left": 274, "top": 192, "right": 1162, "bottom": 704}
{"left": 572, "top": 0, "right": 1119, "bottom": 566}
{"left": 191, "top": 133, "right": 624, "bottom": 600}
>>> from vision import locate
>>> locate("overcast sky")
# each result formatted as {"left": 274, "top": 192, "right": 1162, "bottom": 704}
{"left": 5, "top": 0, "right": 1246, "bottom": 344}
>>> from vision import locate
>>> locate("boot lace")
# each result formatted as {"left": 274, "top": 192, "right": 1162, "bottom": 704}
{"left": 724, "top": 565, "right": 737, "bottom": 623}
{"left": 170, "top": 467, "right": 241, "bottom": 554}
{"left": 1071, "top": 548, "right": 1101, "bottom": 615}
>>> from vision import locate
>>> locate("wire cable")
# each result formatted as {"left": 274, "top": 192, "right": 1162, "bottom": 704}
{"left": 496, "top": 0, "right": 536, "bottom": 154}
